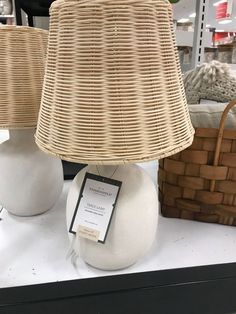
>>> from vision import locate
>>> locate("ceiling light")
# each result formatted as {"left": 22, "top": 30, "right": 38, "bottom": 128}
{"left": 177, "top": 18, "right": 190, "bottom": 23}
{"left": 219, "top": 19, "right": 232, "bottom": 24}
{"left": 206, "top": 24, "right": 211, "bottom": 27}
{"left": 189, "top": 13, "right": 196, "bottom": 18}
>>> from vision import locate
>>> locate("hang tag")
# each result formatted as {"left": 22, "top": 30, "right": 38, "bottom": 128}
{"left": 69, "top": 172, "right": 122, "bottom": 243}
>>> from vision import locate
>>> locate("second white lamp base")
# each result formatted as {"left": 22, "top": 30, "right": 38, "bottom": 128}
{"left": 66, "top": 164, "right": 158, "bottom": 271}
{"left": 0, "top": 129, "right": 63, "bottom": 216}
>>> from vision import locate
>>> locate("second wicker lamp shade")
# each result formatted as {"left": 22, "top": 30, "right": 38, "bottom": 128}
{"left": 0, "top": 26, "right": 48, "bottom": 129}
{"left": 0, "top": 25, "right": 64, "bottom": 217}
{"left": 35, "top": 0, "right": 194, "bottom": 165}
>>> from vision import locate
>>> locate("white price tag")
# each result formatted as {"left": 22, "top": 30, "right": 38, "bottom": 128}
{"left": 69, "top": 173, "right": 122, "bottom": 243}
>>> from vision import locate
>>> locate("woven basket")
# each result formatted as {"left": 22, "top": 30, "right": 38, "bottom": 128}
{"left": 159, "top": 99, "right": 236, "bottom": 226}
{"left": 35, "top": 0, "right": 194, "bottom": 165}
{"left": 0, "top": 26, "right": 48, "bottom": 129}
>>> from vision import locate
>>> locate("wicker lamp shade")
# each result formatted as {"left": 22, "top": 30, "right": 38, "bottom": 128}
{"left": 0, "top": 26, "right": 48, "bottom": 129}
{"left": 35, "top": 0, "right": 194, "bottom": 165}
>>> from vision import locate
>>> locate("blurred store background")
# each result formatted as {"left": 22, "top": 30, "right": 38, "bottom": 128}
{"left": 173, "top": 0, "right": 236, "bottom": 71}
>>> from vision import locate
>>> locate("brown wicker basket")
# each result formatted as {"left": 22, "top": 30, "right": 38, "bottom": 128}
{"left": 159, "top": 99, "right": 236, "bottom": 226}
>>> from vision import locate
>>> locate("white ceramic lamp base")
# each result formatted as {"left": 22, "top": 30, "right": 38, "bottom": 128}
{"left": 66, "top": 164, "right": 158, "bottom": 271}
{"left": 0, "top": 129, "right": 63, "bottom": 216}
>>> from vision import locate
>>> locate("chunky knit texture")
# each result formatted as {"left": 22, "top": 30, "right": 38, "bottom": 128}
{"left": 184, "top": 61, "right": 236, "bottom": 104}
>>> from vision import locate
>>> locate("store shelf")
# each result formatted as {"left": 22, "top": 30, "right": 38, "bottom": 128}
{"left": 176, "top": 30, "right": 212, "bottom": 48}
{"left": 1, "top": 160, "right": 236, "bottom": 289}
{"left": 0, "top": 15, "right": 14, "bottom": 18}
{"left": 229, "top": 63, "right": 236, "bottom": 71}
{"left": 0, "top": 130, "right": 8, "bottom": 143}
{"left": 0, "top": 14, "right": 15, "bottom": 25}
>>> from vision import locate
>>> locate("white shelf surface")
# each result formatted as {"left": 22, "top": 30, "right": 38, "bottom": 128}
{"left": 0, "top": 130, "right": 9, "bottom": 144}
{"left": 0, "top": 15, "right": 14, "bottom": 18}
{"left": 1, "top": 160, "right": 236, "bottom": 289}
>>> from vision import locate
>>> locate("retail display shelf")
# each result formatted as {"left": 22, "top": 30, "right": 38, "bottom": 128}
{"left": 1, "top": 159, "right": 236, "bottom": 289}
{"left": 176, "top": 30, "right": 212, "bottom": 48}
{"left": 0, "top": 15, "right": 14, "bottom": 18}
{"left": 229, "top": 63, "right": 236, "bottom": 71}
{"left": 0, "top": 130, "right": 9, "bottom": 144}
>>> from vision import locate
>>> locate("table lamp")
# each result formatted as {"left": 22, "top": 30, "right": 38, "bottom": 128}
{"left": 0, "top": 26, "right": 63, "bottom": 216}
{"left": 36, "top": 0, "right": 194, "bottom": 270}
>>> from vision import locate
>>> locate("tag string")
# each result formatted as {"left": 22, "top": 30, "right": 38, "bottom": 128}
{"left": 66, "top": 235, "right": 79, "bottom": 268}
{"left": 96, "top": 165, "right": 119, "bottom": 179}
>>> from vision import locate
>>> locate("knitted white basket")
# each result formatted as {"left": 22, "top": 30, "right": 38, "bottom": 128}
{"left": 184, "top": 61, "right": 236, "bottom": 104}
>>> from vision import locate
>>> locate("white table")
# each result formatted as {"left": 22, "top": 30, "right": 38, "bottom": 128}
{"left": 1, "top": 160, "right": 236, "bottom": 288}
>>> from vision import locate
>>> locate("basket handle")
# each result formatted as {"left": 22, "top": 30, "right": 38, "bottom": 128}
{"left": 210, "top": 99, "right": 236, "bottom": 192}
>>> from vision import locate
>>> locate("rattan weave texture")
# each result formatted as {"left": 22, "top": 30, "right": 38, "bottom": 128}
{"left": 35, "top": 0, "right": 194, "bottom": 164}
{"left": 0, "top": 26, "right": 48, "bottom": 129}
